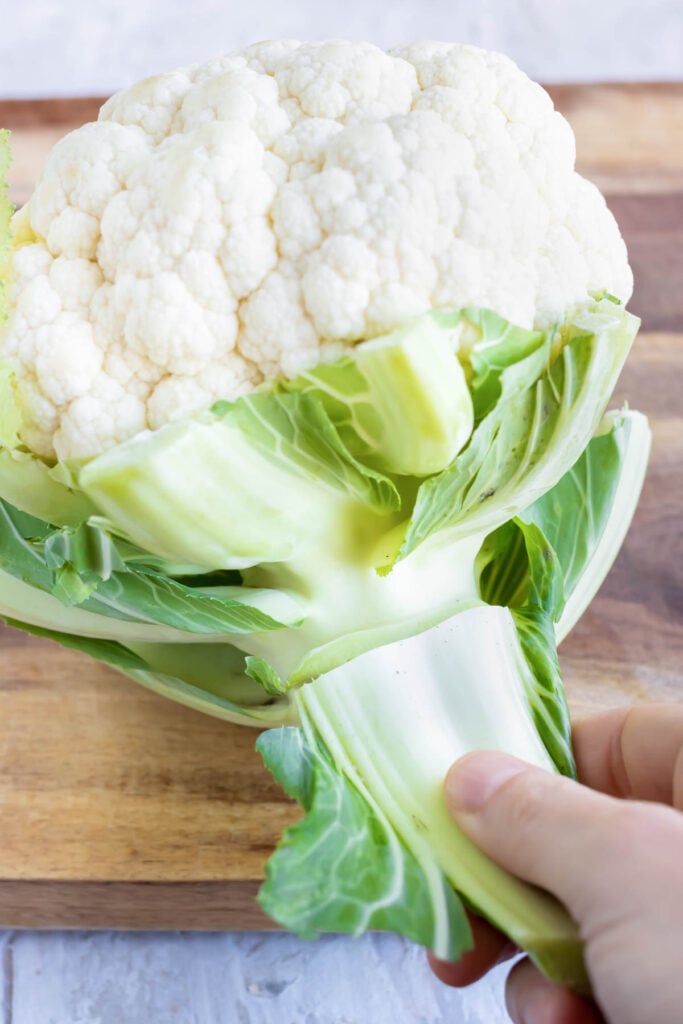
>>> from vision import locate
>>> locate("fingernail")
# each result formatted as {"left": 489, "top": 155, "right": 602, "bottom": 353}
{"left": 445, "top": 751, "right": 528, "bottom": 814}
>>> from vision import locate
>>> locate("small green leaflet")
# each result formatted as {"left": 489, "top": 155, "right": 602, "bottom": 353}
{"left": 257, "top": 726, "right": 472, "bottom": 958}
{"left": 245, "top": 656, "right": 289, "bottom": 696}
{"left": 44, "top": 518, "right": 125, "bottom": 604}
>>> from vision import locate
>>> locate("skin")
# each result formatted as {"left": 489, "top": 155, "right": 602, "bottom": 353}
{"left": 428, "top": 704, "right": 683, "bottom": 1024}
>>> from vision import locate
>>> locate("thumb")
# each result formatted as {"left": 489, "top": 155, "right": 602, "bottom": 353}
{"left": 444, "top": 750, "right": 680, "bottom": 926}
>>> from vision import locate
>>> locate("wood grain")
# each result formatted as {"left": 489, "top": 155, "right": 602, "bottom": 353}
{"left": 609, "top": 195, "right": 683, "bottom": 332}
{"left": 547, "top": 83, "right": 683, "bottom": 193}
{"left": 0, "top": 881, "right": 272, "bottom": 930}
{"left": 0, "top": 85, "right": 681, "bottom": 930}
{"left": 0, "top": 635, "right": 297, "bottom": 883}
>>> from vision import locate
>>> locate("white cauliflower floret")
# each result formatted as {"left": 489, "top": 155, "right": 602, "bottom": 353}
{"left": 146, "top": 353, "right": 261, "bottom": 431}
{"left": 1, "top": 40, "right": 632, "bottom": 460}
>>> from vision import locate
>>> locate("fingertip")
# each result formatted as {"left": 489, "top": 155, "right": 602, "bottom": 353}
{"left": 506, "top": 958, "right": 603, "bottom": 1024}
{"left": 427, "top": 913, "right": 516, "bottom": 988}
{"left": 444, "top": 750, "right": 528, "bottom": 816}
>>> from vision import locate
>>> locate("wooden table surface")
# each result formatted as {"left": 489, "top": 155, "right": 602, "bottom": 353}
{"left": 0, "top": 84, "right": 682, "bottom": 930}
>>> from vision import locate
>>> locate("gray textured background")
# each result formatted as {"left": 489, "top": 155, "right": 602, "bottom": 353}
{"left": 1, "top": 931, "right": 515, "bottom": 1023}
{"left": 1, "top": 0, "right": 681, "bottom": 1021}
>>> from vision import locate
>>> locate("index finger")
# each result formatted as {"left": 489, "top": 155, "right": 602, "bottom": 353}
{"left": 572, "top": 703, "right": 683, "bottom": 808}
{"left": 427, "top": 912, "right": 516, "bottom": 988}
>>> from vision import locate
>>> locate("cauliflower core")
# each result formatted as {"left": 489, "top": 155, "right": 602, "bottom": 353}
{"left": 2, "top": 41, "right": 632, "bottom": 460}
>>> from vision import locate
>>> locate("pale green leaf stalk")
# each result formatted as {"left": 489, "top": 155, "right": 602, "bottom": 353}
{"left": 279, "top": 604, "right": 588, "bottom": 989}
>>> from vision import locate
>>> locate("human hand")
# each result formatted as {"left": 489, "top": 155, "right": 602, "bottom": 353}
{"left": 429, "top": 704, "right": 683, "bottom": 1024}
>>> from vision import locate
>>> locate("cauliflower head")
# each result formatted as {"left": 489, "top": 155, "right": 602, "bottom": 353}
{"left": 1, "top": 41, "right": 631, "bottom": 460}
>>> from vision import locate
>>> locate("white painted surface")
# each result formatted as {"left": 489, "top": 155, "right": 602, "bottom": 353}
{"left": 0, "top": 0, "right": 682, "bottom": 97}
{"left": 0, "top": 930, "right": 514, "bottom": 1023}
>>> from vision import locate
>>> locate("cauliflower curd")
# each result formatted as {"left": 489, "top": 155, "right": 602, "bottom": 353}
{"left": 1, "top": 40, "right": 631, "bottom": 459}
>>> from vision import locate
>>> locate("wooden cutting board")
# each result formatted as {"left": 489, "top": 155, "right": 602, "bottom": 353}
{"left": 0, "top": 84, "right": 682, "bottom": 930}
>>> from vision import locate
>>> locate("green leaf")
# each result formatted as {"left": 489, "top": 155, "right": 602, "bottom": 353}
{"left": 514, "top": 604, "right": 574, "bottom": 778}
{"left": 122, "top": 640, "right": 296, "bottom": 725}
{"left": 515, "top": 520, "right": 565, "bottom": 623}
{"left": 0, "top": 560, "right": 252, "bottom": 647}
{"left": 83, "top": 569, "right": 303, "bottom": 634}
{"left": 124, "top": 662, "right": 295, "bottom": 727}
{"left": 476, "top": 519, "right": 528, "bottom": 609}
{"left": 461, "top": 307, "right": 547, "bottom": 422}
{"left": 245, "top": 655, "right": 289, "bottom": 697}
{"left": 522, "top": 416, "right": 630, "bottom": 599}
{"left": 257, "top": 725, "right": 472, "bottom": 958}
{"left": 509, "top": 521, "right": 574, "bottom": 778}
{"left": 2, "top": 616, "right": 150, "bottom": 672}
{"left": 0, "top": 497, "right": 303, "bottom": 635}
{"left": 44, "top": 519, "right": 125, "bottom": 578}
{"left": 222, "top": 393, "right": 400, "bottom": 512}
{"left": 524, "top": 410, "right": 651, "bottom": 641}
{"left": 477, "top": 515, "right": 573, "bottom": 777}
{"left": 2, "top": 615, "right": 296, "bottom": 728}
{"left": 478, "top": 409, "right": 651, "bottom": 643}
{"left": 0, "top": 500, "right": 54, "bottom": 589}
{"left": 399, "top": 301, "right": 639, "bottom": 561}
{"left": 275, "top": 312, "right": 474, "bottom": 476}
{"left": 258, "top": 727, "right": 314, "bottom": 804}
